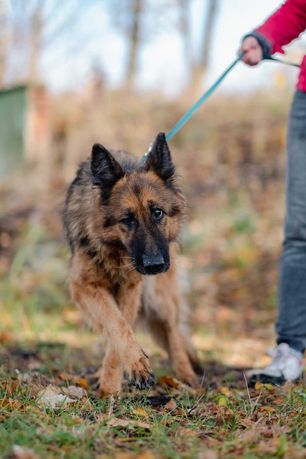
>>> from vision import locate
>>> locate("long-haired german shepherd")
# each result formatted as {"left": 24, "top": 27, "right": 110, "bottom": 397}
{"left": 63, "top": 133, "right": 200, "bottom": 395}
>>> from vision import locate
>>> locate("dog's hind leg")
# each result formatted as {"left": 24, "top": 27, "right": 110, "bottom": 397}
{"left": 142, "top": 271, "right": 199, "bottom": 387}
{"left": 177, "top": 297, "right": 203, "bottom": 376}
{"left": 168, "top": 331, "right": 198, "bottom": 386}
{"left": 181, "top": 334, "right": 203, "bottom": 376}
{"left": 145, "top": 313, "right": 198, "bottom": 386}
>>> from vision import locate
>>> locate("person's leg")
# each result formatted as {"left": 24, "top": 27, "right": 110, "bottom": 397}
{"left": 277, "top": 90, "right": 306, "bottom": 354}
{"left": 248, "top": 92, "right": 306, "bottom": 386}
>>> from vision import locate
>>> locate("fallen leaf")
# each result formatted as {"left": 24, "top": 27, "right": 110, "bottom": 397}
{"left": 12, "top": 445, "right": 39, "bottom": 459}
{"left": 108, "top": 417, "right": 150, "bottom": 430}
{"left": 113, "top": 454, "right": 135, "bottom": 459}
{"left": 58, "top": 372, "right": 74, "bottom": 382}
{"left": 255, "top": 382, "right": 274, "bottom": 391}
{"left": 259, "top": 406, "right": 275, "bottom": 414}
{"left": 177, "top": 427, "right": 198, "bottom": 437}
{"left": 132, "top": 407, "right": 149, "bottom": 418}
{"left": 77, "top": 377, "right": 89, "bottom": 390}
{"left": 112, "top": 451, "right": 155, "bottom": 459}
{"left": 17, "top": 373, "right": 32, "bottom": 384}
{"left": 220, "top": 386, "right": 231, "bottom": 396}
{"left": 63, "top": 385, "right": 86, "bottom": 399}
{"left": 0, "top": 399, "right": 24, "bottom": 410}
{"left": 198, "top": 449, "right": 217, "bottom": 459}
{"left": 163, "top": 398, "right": 177, "bottom": 411}
{"left": 0, "top": 331, "right": 13, "bottom": 343}
{"left": 217, "top": 395, "right": 229, "bottom": 407}
{"left": 27, "top": 359, "right": 41, "bottom": 370}
{"left": 36, "top": 385, "right": 75, "bottom": 409}
{"left": 137, "top": 452, "right": 155, "bottom": 459}
{"left": 27, "top": 384, "right": 44, "bottom": 397}
{"left": 158, "top": 375, "right": 180, "bottom": 389}
{"left": 3, "top": 380, "right": 20, "bottom": 396}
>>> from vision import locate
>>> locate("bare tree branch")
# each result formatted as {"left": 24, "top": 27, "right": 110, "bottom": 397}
{"left": 200, "top": 0, "right": 218, "bottom": 70}
{"left": 191, "top": 0, "right": 219, "bottom": 88}
{"left": 125, "top": 0, "right": 143, "bottom": 89}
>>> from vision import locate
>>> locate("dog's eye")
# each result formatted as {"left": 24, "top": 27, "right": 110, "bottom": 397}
{"left": 152, "top": 208, "right": 164, "bottom": 222}
{"left": 120, "top": 214, "right": 137, "bottom": 228}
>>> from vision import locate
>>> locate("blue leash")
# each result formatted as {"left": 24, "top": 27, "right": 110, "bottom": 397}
{"left": 166, "top": 54, "right": 243, "bottom": 142}
{"left": 267, "top": 55, "right": 300, "bottom": 68}
{"left": 143, "top": 53, "right": 299, "bottom": 157}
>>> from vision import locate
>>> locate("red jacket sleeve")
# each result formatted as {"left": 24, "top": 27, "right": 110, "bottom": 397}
{"left": 256, "top": 0, "right": 306, "bottom": 54}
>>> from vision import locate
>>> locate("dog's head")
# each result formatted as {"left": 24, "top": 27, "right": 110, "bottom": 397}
{"left": 91, "top": 133, "right": 185, "bottom": 275}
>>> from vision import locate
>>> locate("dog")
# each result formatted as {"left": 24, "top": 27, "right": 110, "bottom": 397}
{"left": 63, "top": 132, "right": 201, "bottom": 395}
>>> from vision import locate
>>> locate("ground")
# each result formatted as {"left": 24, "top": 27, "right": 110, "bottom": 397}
{"left": 0, "top": 92, "right": 305, "bottom": 458}
{"left": 0, "top": 178, "right": 305, "bottom": 459}
{"left": 0, "top": 342, "right": 305, "bottom": 459}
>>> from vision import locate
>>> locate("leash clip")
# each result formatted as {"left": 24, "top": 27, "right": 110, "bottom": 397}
{"left": 140, "top": 142, "right": 152, "bottom": 162}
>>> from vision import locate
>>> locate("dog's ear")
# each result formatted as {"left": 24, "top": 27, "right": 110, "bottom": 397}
{"left": 91, "top": 144, "right": 124, "bottom": 188}
{"left": 145, "top": 133, "right": 175, "bottom": 181}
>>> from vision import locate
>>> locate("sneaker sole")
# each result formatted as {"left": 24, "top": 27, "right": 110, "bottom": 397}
{"left": 248, "top": 372, "right": 304, "bottom": 387}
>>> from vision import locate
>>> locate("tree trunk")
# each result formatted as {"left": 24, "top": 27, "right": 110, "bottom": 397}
{"left": 0, "top": 1, "right": 9, "bottom": 87}
{"left": 178, "top": 0, "right": 193, "bottom": 76}
{"left": 124, "top": 0, "right": 143, "bottom": 90}
{"left": 192, "top": 0, "right": 219, "bottom": 89}
{"left": 28, "top": 2, "right": 43, "bottom": 85}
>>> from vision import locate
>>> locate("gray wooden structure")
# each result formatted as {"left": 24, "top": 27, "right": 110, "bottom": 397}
{"left": 0, "top": 85, "right": 27, "bottom": 178}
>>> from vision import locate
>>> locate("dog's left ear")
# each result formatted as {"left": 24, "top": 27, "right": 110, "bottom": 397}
{"left": 145, "top": 133, "right": 175, "bottom": 181}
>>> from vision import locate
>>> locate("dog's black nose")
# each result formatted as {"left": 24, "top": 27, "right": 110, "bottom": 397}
{"left": 142, "top": 255, "right": 165, "bottom": 274}
{"left": 142, "top": 254, "right": 165, "bottom": 267}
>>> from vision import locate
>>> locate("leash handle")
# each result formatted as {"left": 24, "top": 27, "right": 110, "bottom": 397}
{"left": 165, "top": 53, "right": 244, "bottom": 142}
{"left": 266, "top": 55, "right": 300, "bottom": 68}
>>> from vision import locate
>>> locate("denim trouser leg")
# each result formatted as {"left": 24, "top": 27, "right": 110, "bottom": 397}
{"left": 277, "top": 90, "right": 306, "bottom": 354}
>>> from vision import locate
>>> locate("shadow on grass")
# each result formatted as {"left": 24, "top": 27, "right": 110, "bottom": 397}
{"left": 0, "top": 339, "right": 250, "bottom": 396}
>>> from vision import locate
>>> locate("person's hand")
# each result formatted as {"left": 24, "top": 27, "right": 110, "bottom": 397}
{"left": 239, "top": 36, "right": 263, "bottom": 66}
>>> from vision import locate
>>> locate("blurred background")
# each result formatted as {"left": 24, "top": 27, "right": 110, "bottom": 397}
{"left": 0, "top": 0, "right": 305, "bottom": 370}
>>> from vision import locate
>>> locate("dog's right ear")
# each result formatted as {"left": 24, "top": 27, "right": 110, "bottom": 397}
{"left": 91, "top": 144, "right": 124, "bottom": 188}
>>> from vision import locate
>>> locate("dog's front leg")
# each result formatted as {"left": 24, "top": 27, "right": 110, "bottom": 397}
{"left": 98, "top": 281, "right": 148, "bottom": 394}
{"left": 117, "top": 281, "right": 143, "bottom": 326}
{"left": 99, "top": 341, "right": 123, "bottom": 395}
{"left": 99, "top": 282, "right": 154, "bottom": 393}
{"left": 69, "top": 276, "right": 153, "bottom": 394}
{"left": 115, "top": 281, "right": 155, "bottom": 389}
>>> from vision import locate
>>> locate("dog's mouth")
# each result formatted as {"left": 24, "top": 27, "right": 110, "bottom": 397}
{"left": 136, "top": 263, "right": 170, "bottom": 275}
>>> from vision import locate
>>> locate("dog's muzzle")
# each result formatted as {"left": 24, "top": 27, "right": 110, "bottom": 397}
{"left": 141, "top": 254, "right": 167, "bottom": 275}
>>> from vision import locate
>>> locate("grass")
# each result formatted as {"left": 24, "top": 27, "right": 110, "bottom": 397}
{"left": 0, "top": 217, "right": 305, "bottom": 459}
{"left": 0, "top": 358, "right": 305, "bottom": 458}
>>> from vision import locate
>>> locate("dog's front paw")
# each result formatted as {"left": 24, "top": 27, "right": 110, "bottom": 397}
{"left": 124, "top": 348, "right": 155, "bottom": 390}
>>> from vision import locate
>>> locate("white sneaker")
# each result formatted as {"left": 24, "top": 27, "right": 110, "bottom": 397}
{"left": 248, "top": 343, "right": 304, "bottom": 386}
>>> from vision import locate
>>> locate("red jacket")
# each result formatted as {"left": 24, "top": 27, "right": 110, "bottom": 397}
{"left": 255, "top": 0, "right": 306, "bottom": 91}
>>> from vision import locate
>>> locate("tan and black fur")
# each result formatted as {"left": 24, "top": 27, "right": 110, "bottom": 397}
{"left": 63, "top": 133, "right": 201, "bottom": 395}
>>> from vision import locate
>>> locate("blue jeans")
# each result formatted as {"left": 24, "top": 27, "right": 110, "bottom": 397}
{"left": 277, "top": 90, "right": 306, "bottom": 353}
